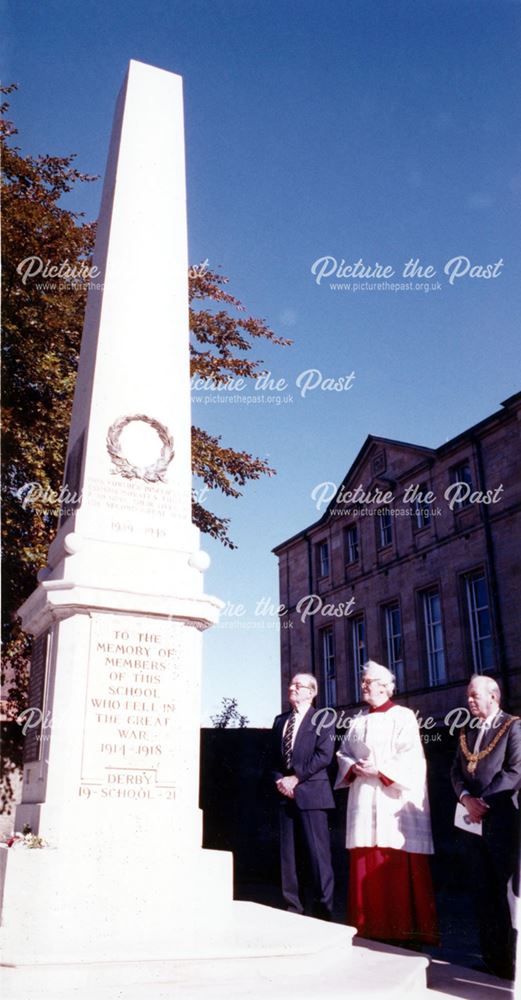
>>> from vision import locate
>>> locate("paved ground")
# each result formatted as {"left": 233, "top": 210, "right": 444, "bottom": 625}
{"left": 235, "top": 880, "right": 518, "bottom": 998}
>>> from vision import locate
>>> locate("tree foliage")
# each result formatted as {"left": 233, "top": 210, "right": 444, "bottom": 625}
{"left": 210, "top": 697, "right": 249, "bottom": 729}
{"left": 1, "top": 85, "right": 97, "bottom": 627}
{"left": 1, "top": 86, "right": 288, "bottom": 798}
{"left": 189, "top": 266, "right": 290, "bottom": 546}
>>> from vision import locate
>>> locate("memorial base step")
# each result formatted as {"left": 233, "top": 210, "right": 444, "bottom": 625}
{"left": 0, "top": 902, "right": 432, "bottom": 999}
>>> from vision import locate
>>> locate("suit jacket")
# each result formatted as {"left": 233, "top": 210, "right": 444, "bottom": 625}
{"left": 271, "top": 705, "right": 335, "bottom": 810}
{"left": 451, "top": 710, "right": 521, "bottom": 804}
{"left": 451, "top": 709, "right": 521, "bottom": 868}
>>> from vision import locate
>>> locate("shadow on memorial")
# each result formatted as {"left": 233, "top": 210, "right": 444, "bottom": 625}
{"left": 200, "top": 726, "right": 481, "bottom": 967}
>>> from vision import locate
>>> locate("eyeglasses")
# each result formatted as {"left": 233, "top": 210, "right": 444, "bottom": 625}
{"left": 288, "top": 683, "right": 313, "bottom": 691}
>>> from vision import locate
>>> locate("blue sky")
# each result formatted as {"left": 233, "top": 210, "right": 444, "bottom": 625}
{"left": 6, "top": 0, "right": 521, "bottom": 725}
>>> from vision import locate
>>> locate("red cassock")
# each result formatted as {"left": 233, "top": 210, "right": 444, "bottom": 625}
{"left": 337, "top": 699, "right": 439, "bottom": 946}
{"left": 348, "top": 846, "right": 439, "bottom": 944}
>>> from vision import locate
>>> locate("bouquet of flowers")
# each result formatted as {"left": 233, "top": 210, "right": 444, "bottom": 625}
{"left": 2, "top": 824, "right": 47, "bottom": 849}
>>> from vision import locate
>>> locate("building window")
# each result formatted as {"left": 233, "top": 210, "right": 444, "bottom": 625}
{"left": 422, "top": 589, "right": 446, "bottom": 685}
{"left": 345, "top": 525, "right": 359, "bottom": 564}
{"left": 317, "top": 540, "right": 330, "bottom": 577}
{"left": 320, "top": 627, "right": 336, "bottom": 705}
{"left": 450, "top": 461, "right": 473, "bottom": 509}
{"left": 384, "top": 603, "right": 404, "bottom": 689}
{"left": 412, "top": 483, "right": 431, "bottom": 531}
{"left": 378, "top": 511, "right": 392, "bottom": 549}
{"left": 351, "top": 615, "right": 366, "bottom": 702}
{"left": 465, "top": 571, "right": 494, "bottom": 672}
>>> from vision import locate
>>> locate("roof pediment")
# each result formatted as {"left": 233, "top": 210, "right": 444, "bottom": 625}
{"left": 272, "top": 435, "right": 435, "bottom": 552}
{"left": 325, "top": 436, "right": 434, "bottom": 516}
{"left": 273, "top": 396, "right": 519, "bottom": 555}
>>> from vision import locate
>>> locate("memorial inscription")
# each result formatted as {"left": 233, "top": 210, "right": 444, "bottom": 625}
{"left": 80, "top": 614, "right": 182, "bottom": 800}
{"left": 83, "top": 474, "right": 188, "bottom": 545}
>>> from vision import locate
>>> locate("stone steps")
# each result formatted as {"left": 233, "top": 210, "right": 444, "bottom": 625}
{"left": 1, "top": 904, "right": 428, "bottom": 1000}
{"left": 1, "top": 948, "right": 428, "bottom": 1000}
{"left": 3, "top": 904, "right": 516, "bottom": 999}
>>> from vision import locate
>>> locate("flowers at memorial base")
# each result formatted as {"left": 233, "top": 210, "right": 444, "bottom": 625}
{"left": 2, "top": 831, "right": 47, "bottom": 849}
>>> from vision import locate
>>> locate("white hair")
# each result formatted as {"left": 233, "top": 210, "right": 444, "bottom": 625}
{"left": 468, "top": 674, "right": 501, "bottom": 703}
{"left": 362, "top": 660, "right": 396, "bottom": 696}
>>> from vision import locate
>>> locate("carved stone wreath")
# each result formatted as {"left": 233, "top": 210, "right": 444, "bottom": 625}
{"left": 106, "top": 414, "right": 174, "bottom": 483}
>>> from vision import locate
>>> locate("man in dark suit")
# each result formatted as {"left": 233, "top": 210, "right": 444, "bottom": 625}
{"left": 271, "top": 672, "right": 335, "bottom": 920}
{"left": 451, "top": 674, "right": 521, "bottom": 980}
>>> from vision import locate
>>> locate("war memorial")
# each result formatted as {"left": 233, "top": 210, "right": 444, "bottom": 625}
{"left": 0, "top": 60, "right": 507, "bottom": 999}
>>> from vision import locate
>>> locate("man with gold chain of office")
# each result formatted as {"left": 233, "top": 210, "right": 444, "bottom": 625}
{"left": 451, "top": 674, "right": 521, "bottom": 980}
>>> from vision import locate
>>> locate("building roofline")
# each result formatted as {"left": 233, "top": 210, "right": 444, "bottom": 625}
{"left": 272, "top": 392, "right": 521, "bottom": 555}
{"left": 436, "top": 391, "right": 521, "bottom": 456}
{"left": 272, "top": 515, "right": 326, "bottom": 555}
{"left": 272, "top": 434, "right": 433, "bottom": 554}
{"left": 343, "top": 434, "right": 435, "bottom": 480}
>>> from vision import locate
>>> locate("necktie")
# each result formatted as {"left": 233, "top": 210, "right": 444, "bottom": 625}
{"left": 283, "top": 711, "right": 297, "bottom": 770}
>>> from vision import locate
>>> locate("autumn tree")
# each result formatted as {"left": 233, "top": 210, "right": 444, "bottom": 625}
{"left": 189, "top": 266, "right": 290, "bottom": 544}
{"left": 1, "top": 87, "right": 289, "bottom": 799}
{"left": 1, "top": 84, "right": 99, "bottom": 791}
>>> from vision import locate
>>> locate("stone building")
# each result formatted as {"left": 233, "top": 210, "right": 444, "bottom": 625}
{"left": 273, "top": 393, "right": 521, "bottom": 723}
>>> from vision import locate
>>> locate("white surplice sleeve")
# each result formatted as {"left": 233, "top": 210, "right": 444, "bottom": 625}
{"left": 375, "top": 708, "right": 426, "bottom": 793}
{"left": 335, "top": 716, "right": 368, "bottom": 789}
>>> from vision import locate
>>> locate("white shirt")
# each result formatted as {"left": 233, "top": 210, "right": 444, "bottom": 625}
{"left": 473, "top": 707, "right": 501, "bottom": 754}
{"left": 283, "top": 704, "right": 310, "bottom": 749}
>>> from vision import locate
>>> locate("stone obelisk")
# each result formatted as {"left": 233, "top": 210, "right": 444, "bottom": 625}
{"left": 0, "top": 59, "right": 231, "bottom": 964}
